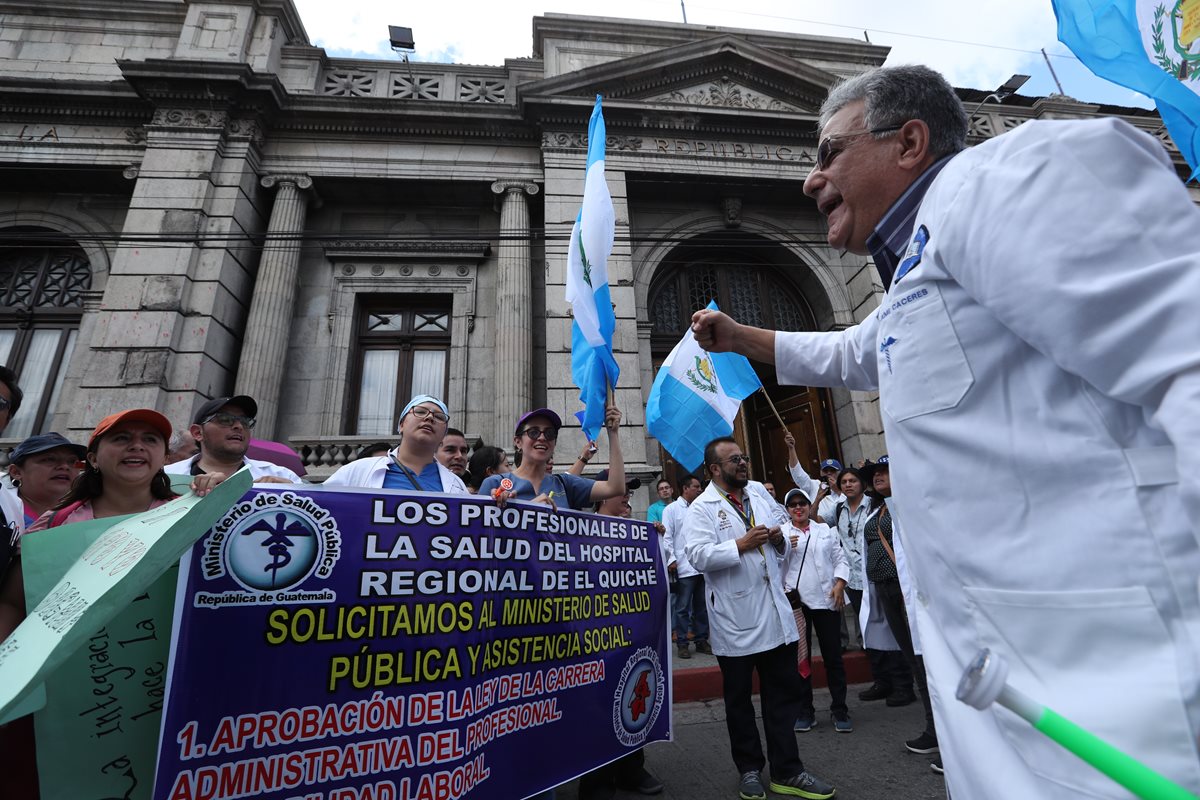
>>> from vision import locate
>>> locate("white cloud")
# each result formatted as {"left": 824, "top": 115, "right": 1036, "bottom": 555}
{"left": 291, "top": 0, "right": 1151, "bottom": 108}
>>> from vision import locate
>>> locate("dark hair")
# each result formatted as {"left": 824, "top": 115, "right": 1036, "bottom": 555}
{"left": 836, "top": 467, "right": 865, "bottom": 492}
{"left": 702, "top": 436, "right": 738, "bottom": 471}
{"left": 357, "top": 442, "right": 392, "bottom": 460}
{"left": 656, "top": 477, "right": 671, "bottom": 488}
{"left": 677, "top": 474, "right": 701, "bottom": 493}
{"left": 53, "top": 432, "right": 176, "bottom": 511}
{"left": 444, "top": 428, "right": 466, "bottom": 440}
{"left": 466, "top": 446, "right": 507, "bottom": 490}
{"left": 0, "top": 365, "right": 23, "bottom": 420}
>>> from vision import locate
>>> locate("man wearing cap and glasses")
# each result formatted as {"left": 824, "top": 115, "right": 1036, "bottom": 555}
{"left": 165, "top": 395, "right": 299, "bottom": 483}
{"left": 684, "top": 436, "right": 836, "bottom": 800}
{"left": 325, "top": 394, "right": 468, "bottom": 494}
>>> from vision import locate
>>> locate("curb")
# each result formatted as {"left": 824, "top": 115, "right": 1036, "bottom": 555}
{"left": 672, "top": 651, "right": 872, "bottom": 704}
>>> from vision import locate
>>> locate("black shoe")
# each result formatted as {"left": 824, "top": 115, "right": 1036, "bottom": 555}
{"left": 857, "top": 683, "right": 892, "bottom": 701}
{"left": 616, "top": 768, "right": 664, "bottom": 796}
{"left": 905, "top": 731, "right": 939, "bottom": 754}
{"left": 931, "top": 758, "right": 944, "bottom": 775}
{"left": 677, "top": 643, "right": 691, "bottom": 659}
{"left": 694, "top": 639, "right": 712, "bottom": 655}
{"left": 886, "top": 690, "right": 917, "bottom": 707}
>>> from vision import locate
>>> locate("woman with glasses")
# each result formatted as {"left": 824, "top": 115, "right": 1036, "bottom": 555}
{"left": 325, "top": 394, "right": 468, "bottom": 493}
{"left": 781, "top": 488, "right": 851, "bottom": 734}
{"left": 479, "top": 406, "right": 627, "bottom": 511}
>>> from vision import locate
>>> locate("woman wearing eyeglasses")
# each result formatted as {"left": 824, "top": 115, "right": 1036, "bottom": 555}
{"left": 479, "top": 406, "right": 627, "bottom": 510}
{"left": 324, "top": 394, "right": 468, "bottom": 493}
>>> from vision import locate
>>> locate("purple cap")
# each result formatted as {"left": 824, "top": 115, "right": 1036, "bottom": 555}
{"left": 514, "top": 408, "right": 562, "bottom": 435}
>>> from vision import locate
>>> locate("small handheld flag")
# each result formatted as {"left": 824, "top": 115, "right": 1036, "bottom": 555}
{"left": 646, "top": 301, "right": 763, "bottom": 472}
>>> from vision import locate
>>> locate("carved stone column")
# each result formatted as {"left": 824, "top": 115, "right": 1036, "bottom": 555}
{"left": 490, "top": 180, "right": 539, "bottom": 446}
{"left": 235, "top": 174, "right": 314, "bottom": 438}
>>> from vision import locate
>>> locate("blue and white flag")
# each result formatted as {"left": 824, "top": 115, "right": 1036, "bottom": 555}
{"left": 566, "top": 95, "right": 619, "bottom": 441}
{"left": 1054, "top": 0, "right": 1200, "bottom": 176}
{"left": 646, "top": 301, "right": 763, "bottom": 473}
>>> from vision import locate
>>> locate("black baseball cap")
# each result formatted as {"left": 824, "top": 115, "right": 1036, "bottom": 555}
{"left": 192, "top": 395, "right": 258, "bottom": 426}
{"left": 596, "top": 469, "right": 641, "bottom": 492}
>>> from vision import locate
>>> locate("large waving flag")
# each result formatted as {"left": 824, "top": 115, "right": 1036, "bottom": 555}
{"left": 1054, "top": 0, "right": 1200, "bottom": 176}
{"left": 646, "top": 301, "right": 764, "bottom": 472}
{"left": 566, "top": 95, "right": 619, "bottom": 441}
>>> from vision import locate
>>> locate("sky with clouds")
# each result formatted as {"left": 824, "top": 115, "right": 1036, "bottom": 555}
{"left": 292, "top": 0, "right": 1154, "bottom": 110}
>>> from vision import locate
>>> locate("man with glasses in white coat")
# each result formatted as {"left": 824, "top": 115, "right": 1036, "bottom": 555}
{"left": 166, "top": 395, "right": 299, "bottom": 483}
{"left": 692, "top": 64, "right": 1200, "bottom": 797}
{"left": 685, "top": 436, "right": 836, "bottom": 800}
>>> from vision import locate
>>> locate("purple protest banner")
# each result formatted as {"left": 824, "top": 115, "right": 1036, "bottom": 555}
{"left": 153, "top": 486, "right": 671, "bottom": 800}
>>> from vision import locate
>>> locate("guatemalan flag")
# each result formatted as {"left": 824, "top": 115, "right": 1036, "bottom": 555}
{"left": 566, "top": 96, "right": 619, "bottom": 441}
{"left": 646, "top": 301, "right": 763, "bottom": 473}
{"left": 1054, "top": 0, "right": 1200, "bottom": 176}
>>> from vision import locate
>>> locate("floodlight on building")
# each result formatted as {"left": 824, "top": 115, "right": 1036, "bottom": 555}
{"left": 388, "top": 26, "right": 415, "bottom": 51}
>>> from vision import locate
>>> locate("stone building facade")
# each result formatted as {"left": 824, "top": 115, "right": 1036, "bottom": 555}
{"left": 0, "top": 1, "right": 1188, "bottom": 500}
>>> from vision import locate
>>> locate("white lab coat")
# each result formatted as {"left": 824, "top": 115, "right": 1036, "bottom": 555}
{"left": 661, "top": 496, "right": 697, "bottom": 577}
{"left": 165, "top": 455, "right": 302, "bottom": 483}
{"left": 683, "top": 480, "right": 796, "bottom": 657}
{"left": 323, "top": 450, "right": 469, "bottom": 494}
{"left": 773, "top": 119, "right": 1200, "bottom": 797}
{"left": 780, "top": 519, "right": 849, "bottom": 611}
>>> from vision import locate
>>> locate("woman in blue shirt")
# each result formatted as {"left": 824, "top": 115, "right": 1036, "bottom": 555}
{"left": 478, "top": 406, "right": 627, "bottom": 510}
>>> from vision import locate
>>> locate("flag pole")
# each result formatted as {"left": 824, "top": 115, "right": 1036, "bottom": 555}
{"left": 758, "top": 387, "right": 786, "bottom": 429}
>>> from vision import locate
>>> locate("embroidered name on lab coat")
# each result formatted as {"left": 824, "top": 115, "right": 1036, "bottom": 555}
{"left": 877, "top": 287, "right": 930, "bottom": 322}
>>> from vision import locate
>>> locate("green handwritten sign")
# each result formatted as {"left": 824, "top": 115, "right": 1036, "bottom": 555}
{"left": 0, "top": 467, "right": 252, "bottom": 722}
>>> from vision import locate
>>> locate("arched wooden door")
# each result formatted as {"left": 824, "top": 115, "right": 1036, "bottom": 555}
{"left": 648, "top": 236, "right": 840, "bottom": 494}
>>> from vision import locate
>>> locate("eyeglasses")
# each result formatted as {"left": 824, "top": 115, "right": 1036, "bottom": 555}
{"left": 716, "top": 455, "right": 751, "bottom": 466}
{"left": 815, "top": 124, "right": 903, "bottom": 171}
{"left": 203, "top": 413, "right": 256, "bottom": 429}
{"left": 520, "top": 427, "right": 558, "bottom": 441}
{"left": 787, "top": 501, "right": 810, "bottom": 509}
{"left": 408, "top": 406, "right": 449, "bottom": 423}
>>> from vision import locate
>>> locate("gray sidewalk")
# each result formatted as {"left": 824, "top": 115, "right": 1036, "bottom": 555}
{"left": 555, "top": 686, "right": 947, "bottom": 800}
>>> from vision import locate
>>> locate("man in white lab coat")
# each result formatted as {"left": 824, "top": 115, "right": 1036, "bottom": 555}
{"left": 692, "top": 65, "right": 1200, "bottom": 797}
{"left": 684, "top": 437, "right": 836, "bottom": 800}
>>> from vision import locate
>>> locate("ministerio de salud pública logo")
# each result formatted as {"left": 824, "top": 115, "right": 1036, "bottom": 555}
{"left": 612, "top": 646, "right": 665, "bottom": 747}
{"left": 194, "top": 491, "right": 342, "bottom": 608}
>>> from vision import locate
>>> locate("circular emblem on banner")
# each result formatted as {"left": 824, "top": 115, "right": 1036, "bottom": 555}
{"left": 227, "top": 508, "right": 322, "bottom": 591}
{"left": 612, "top": 646, "right": 665, "bottom": 746}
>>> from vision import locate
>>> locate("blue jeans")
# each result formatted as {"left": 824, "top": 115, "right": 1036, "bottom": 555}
{"left": 673, "top": 574, "right": 709, "bottom": 644}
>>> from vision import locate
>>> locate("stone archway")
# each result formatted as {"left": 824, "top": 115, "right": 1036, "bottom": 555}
{"left": 645, "top": 230, "right": 844, "bottom": 495}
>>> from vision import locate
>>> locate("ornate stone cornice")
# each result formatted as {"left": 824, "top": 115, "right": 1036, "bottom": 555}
{"left": 321, "top": 240, "right": 492, "bottom": 260}
{"left": 149, "top": 107, "right": 228, "bottom": 130}
{"left": 261, "top": 174, "right": 314, "bottom": 191}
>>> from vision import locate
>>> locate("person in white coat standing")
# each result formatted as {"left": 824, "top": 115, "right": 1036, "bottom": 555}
{"left": 780, "top": 488, "right": 851, "bottom": 734}
{"left": 691, "top": 64, "right": 1200, "bottom": 798}
{"left": 684, "top": 436, "right": 836, "bottom": 800}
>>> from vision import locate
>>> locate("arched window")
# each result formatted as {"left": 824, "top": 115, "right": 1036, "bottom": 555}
{"left": 648, "top": 254, "right": 815, "bottom": 355}
{"left": 0, "top": 227, "right": 90, "bottom": 438}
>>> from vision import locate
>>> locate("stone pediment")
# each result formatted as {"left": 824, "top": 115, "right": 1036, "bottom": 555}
{"left": 519, "top": 34, "right": 838, "bottom": 116}
{"left": 646, "top": 77, "right": 800, "bottom": 112}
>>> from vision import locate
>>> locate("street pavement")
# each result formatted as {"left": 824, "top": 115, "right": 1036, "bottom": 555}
{"left": 553, "top": 682, "right": 948, "bottom": 800}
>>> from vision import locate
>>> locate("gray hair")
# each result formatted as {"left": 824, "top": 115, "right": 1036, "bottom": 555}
{"left": 819, "top": 65, "right": 969, "bottom": 159}
{"left": 168, "top": 430, "right": 195, "bottom": 453}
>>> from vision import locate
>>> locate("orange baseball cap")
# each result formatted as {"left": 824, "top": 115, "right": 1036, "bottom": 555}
{"left": 89, "top": 409, "right": 172, "bottom": 448}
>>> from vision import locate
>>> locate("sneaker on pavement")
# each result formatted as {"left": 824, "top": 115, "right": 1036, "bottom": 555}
{"left": 769, "top": 771, "right": 837, "bottom": 799}
{"left": 616, "top": 767, "right": 664, "bottom": 796}
{"left": 931, "top": 758, "right": 944, "bottom": 775}
{"left": 677, "top": 643, "right": 691, "bottom": 659}
{"left": 857, "top": 683, "right": 892, "bottom": 702}
{"left": 694, "top": 639, "right": 712, "bottom": 654}
{"left": 905, "top": 732, "right": 939, "bottom": 754}
{"left": 831, "top": 713, "right": 853, "bottom": 733}
{"left": 793, "top": 715, "right": 816, "bottom": 732}
{"left": 886, "top": 690, "right": 917, "bottom": 707}
{"left": 738, "top": 770, "right": 767, "bottom": 800}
